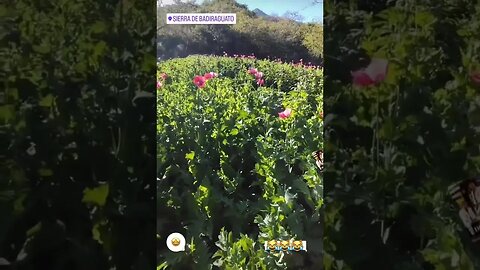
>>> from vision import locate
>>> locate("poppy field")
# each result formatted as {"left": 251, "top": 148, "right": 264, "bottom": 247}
{"left": 157, "top": 55, "right": 323, "bottom": 269}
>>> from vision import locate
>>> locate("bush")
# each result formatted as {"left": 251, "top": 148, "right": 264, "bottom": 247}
{"left": 157, "top": 55, "right": 323, "bottom": 269}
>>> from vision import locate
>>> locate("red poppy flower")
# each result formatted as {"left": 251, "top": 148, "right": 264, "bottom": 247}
{"left": 193, "top": 75, "right": 206, "bottom": 88}
{"left": 204, "top": 72, "right": 217, "bottom": 80}
{"left": 352, "top": 71, "right": 376, "bottom": 86}
{"left": 278, "top": 108, "right": 292, "bottom": 119}
{"left": 352, "top": 58, "right": 388, "bottom": 87}
{"left": 247, "top": 68, "right": 258, "bottom": 75}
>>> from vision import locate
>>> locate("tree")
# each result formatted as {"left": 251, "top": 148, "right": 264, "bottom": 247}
{"left": 283, "top": 11, "right": 305, "bottom": 22}
{"left": 302, "top": 24, "right": 323, "bottom": 58}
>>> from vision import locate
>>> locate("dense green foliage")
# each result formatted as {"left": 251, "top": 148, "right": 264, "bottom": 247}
{"left": 324, "top": 1, "right": 480, "bottom": 269}
{"left": 1, "top": 1, "right": 156, "bottom": 269}
{"left": 157, "top": 55, "right": 322, "bottom": 269}
{"left": 157, "top": 0, "right": 323, "bottom": 64}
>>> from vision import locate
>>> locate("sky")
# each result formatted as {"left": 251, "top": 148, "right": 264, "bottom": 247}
{"left": 236, "top": 0, "right": 322, "bottom": 23}
{"left": 159, "top": 0, "right": 323, "bottom": 23}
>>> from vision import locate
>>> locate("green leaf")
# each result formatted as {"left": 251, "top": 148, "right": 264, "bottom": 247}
{"left": 32, "top": 42, "right": 51, "bottom": 54}
{"left": 82, "top": 183, "right": 109, "bottom": 206}
{"left": 0, "top": 105, "right": 14, "bottom": 122}
{"left": 92, "top": 222, "right": 103, "bottom": 244}
{"left": 142, "top": 54, "right": 156, "bottom": 72}
{"left": 7, "top": 89, "right": 18, "bottom": 100}
{"left": 14, "top": 194, "right": 26, "bottom": 214}
{"left": 0, "top": 6, "right": 7, "bottom": 17}
{"left": 415, "top": 11, "right": 436, "bottom": 27}
{"left": 379, "top": 118, "right": 395, "bottom": 140}
{"left": 26, "top": 222, "right": 42, "bottom": 237}
{"left": 38, "top": 168, "right": 53, "bottom": 176}
{"left": 185, "top": 151, "right": 195, "bottom": 160}
{"left": 93, "top": 41, "right": 107, "bottom": 57}
{"left": 91, "top": 21, "right": 106, "bottom": 33}
{"left": 385, "top": 62, "right": 399, "bottom": 83}
{"left": 15, "top": 120, "right": 26, "bottom": 131}
{"left": 451, "top": 137, "right": 466, "bottom": 152}
{"left": 39, "top": 94, "right": 54, "bottom": 107}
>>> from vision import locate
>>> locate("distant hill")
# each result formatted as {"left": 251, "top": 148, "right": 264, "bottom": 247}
{"left": 252, "top": 8, "right": 269, "bottom": 18}
{"left": 252, "top": 8, "right": 284, "bottom": 22}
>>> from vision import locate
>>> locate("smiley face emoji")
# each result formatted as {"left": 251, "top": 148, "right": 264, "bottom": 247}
{"left": 171, "top": 237, "right": 181, "bottom": 246}
{"left": 280, "top": 240, "right": 290, "bottom": 251}
{"left": 292, "top": 240, "right": 302, "bottom": 251}
{"left": 268, "top": 240, "right": 277, "bottom": 251}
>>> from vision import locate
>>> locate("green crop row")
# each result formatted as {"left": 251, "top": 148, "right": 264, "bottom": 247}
{"left": 157, "top": 55, "right": 323, "bottom": 269}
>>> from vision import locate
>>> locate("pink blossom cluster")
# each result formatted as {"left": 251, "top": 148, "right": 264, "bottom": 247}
{"left": 247, "top": 68, "right": 265, "bottom": 86}
{"left": 193, "top": 72, "right": 218, "bottom": 88}
{"left": 157, "top": 72, "right": 168, "bottom": 89}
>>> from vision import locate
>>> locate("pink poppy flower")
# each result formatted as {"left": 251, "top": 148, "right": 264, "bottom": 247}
{"left": 157, "top": 81, "right": 162, "bottom": 89}
{"left": 248, "top": 68, "right": 258, "bottom": 75}
{"left": 352, "top": 58, "right": 388, "bottom": 87}
{"left": 256, "top": 79, "right": 264, "bottom": 86}
{"left": 193, "top": 75, "right": 206, "bottom": 88}
{"left": 471, "top": 71, "right": 480, "bottom": 85}
{"left": 160, "top": 73, "right": 168, "bottom": 80}
{"left": 278, "top": 108, "right": 292, "bottom": 119}
{"left": 204, "top": 72, "right": 217, "bottom": 80}
{"left": 352, "top": 71, "right": 375, "bottom": 86}
{"left": 255, "top": 72, "right": 263, "bottom": 79}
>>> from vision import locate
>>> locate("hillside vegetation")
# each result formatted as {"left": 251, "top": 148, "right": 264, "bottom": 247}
{"left": 157, "top": 0, "right": 323, "bottom": 64}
